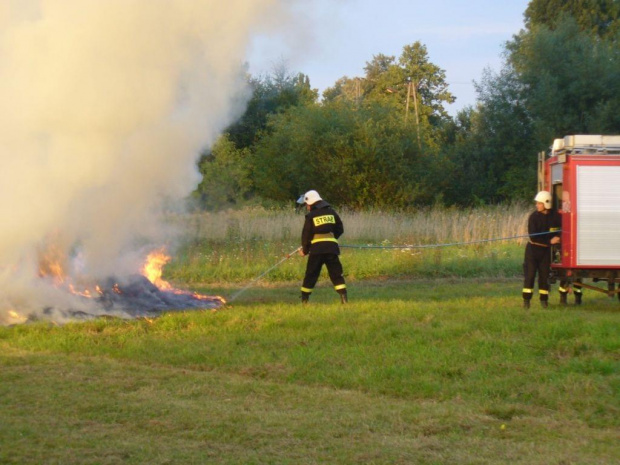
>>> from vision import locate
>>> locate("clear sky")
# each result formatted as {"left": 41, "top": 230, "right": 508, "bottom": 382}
{"left": 247, "top": 0, "right": 531, "bottom": 115}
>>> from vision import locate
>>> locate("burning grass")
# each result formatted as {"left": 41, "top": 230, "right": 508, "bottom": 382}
{"left": 3, "top": 245, "right": 224, "bottom": 326}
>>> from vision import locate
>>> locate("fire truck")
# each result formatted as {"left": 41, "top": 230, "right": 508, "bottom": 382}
{"left": 538, "top": 135, "right": 620, "bottom": 299}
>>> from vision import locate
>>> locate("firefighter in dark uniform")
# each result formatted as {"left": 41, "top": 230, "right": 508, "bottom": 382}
{"left": 550, "top": 191, "right": 583, "bottom": 305}
{"left": 297, "top": 190, "right": 347, "bottom": 304}
{"left": 559, "top": 279, "right": 583, "bottom": 305}
{"left": 522, "top": 191, "right": 561, "bottom": 308}
{"left": 555, "top": 209, "right": 583, "bottom": 305}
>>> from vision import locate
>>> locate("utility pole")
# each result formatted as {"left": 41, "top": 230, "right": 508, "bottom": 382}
{"left": 405, "top": 79, "right": 410, "bottom": 121}
{"left": 406, "top": 77, "right": 421, "bottom": 150}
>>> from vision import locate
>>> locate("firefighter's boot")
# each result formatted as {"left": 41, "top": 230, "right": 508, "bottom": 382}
{"left": 301, "top": 292, "right": 310, "bottom": 304}
{"left": 559, "top": 292, "right": 568, "bottom": 306}
{"left": 523, "top": 299, "right": 530, "bottom": 309}
{"left": 541, "top": 299, "right": 548, "bottom": 308}
{"left": 339, "top": 290, "right": 348, "bottom": 304}
{"left": 575, "top": 292, "right": 582, "bottom": 305}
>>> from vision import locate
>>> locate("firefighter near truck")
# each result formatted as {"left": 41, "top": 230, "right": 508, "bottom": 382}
{"left": 538, "top": 135, "right": 620, "bottom": 303}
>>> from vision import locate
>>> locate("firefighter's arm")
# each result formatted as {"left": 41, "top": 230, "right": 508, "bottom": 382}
{"left": 527, "top": 213, "right": 538, "bottom": 240}
{"left": 333, "top": 213, "right": 344, "bottom": 239}
{"left": 301, "top": 218, "right": 312, "bottom": 255}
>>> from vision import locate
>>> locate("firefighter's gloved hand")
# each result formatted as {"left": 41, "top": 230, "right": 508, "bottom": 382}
{"left": 550, "top": 237, "right": 560, "bottom": 245}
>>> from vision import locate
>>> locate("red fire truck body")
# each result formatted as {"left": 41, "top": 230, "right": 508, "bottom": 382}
{"left": 539, "top": 135, "right": 620, "bottom": 296}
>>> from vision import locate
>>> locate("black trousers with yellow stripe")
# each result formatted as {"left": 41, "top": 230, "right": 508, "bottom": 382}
{"left": 301, "top": 253, "right": 346, "bottom": 297}
{"left": 522, "top": 243, "right": 551, "bottom": 302}
{"left": 559, "top": 279, "right": 583, "bottom": 303}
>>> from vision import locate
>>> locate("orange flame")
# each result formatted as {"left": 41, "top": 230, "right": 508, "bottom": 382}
{"left": 35, "top": 242, "right": 226, "bottom": 306}
{"left": 36, "top": 241, "right": 111, "bottom": 298}
{"left": 141, "top": 248, "right": 173, "bottom": 290}
{"left": 140, "top": 248, "right": 226, "bottom": 304}
{"left": 5, "top": 309, "right": 27, "bottom": 325}
{"left": 38, "top": 242, "right": 68, "bottom": 285}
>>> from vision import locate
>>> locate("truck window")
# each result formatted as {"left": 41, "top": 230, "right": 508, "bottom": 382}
{"left": 552, "top": 184, "right": 563, "bottom": 211}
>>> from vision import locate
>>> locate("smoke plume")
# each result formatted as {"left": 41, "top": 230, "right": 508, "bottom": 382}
{"left": 0, "top": 0, "right": 289, "bottom": 324}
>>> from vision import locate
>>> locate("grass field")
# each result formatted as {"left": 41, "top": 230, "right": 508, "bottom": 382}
{"left": 1, "top": 207, "right": 619, "bottom": 464}
{"left": 1, "top": 278, "right": 619, "bottom": 464}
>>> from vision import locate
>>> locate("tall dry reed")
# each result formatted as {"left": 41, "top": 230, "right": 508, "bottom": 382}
{"left": 166, "top": 204, "right": 531, "bottom": 247}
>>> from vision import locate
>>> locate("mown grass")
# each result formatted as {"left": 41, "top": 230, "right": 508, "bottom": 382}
{"left": 1, "top": 280, "right": 619, "bottom": 464}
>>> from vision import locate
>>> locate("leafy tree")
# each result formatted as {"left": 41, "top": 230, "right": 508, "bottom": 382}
{"left": 398, "top": 43, "right": 455, "bottom": 121}
{"left": 194, "top": 134, "right": 252, "bottom": 209}
{"left": 507, "top": 14, "right": 620, "bottom": 142}
{"left": 444, "top": 6, "right": 620, "bottom": 206}
{"left": 226, "top": 67, "right": 318, "bottom": 150}
{"left": 364, "top": 53, "right": 395, "bottom": 80}
{"left": 251, "top": 100, "right": 433, "bottom": 209}
{"left": 322, "top": 76, "right": 366, "bottom": 103}
{"left": 323, "top": 42, "right": 455, "bottom": 137}
{"left": 361, "top": 54, "right": 403, "bottom": 103}
{"left": 444, "top": 66, "right": 537, "bottom": 205}
{"left": 524, "top": 0, "right": 620, "bottom": 39}
{"left": 322, "top": 54, "right": 403, "bottom": 106}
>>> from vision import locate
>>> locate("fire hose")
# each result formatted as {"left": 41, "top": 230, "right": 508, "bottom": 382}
{"left": 226, "top": 231, "right": 559, "bottom": 303}
{"left": 339, "top": 230, "right": 559, "bottom": 250}
{"left": 228, "top": 246, "right": 302, "bottom": 302}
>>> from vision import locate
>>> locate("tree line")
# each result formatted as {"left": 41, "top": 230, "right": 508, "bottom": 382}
{"left": 194, "top": 0, "right": 620, "bottom": 210}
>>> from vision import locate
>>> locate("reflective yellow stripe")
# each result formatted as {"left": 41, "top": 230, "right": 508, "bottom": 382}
{"left": 301, "top": 287, "right": 313, "bottom": 293}
{"left": 559, "top": 287, "right": 568, "bottom": 293}
{"left": 550, "top": 227, "right": 560, "bottom": 232}
{"left": 311, "top": 237, "right": 338, "bottom": 244}
{"left": 574, "top": 288, "right": 583, "bottom": 294}
{"left": 334, "top": 284, "right": 346, "bottom": 290}
{"left": 539, "top": 290, "right": 549, "bottom": 295}
{"left": 522, "top": 288, "right": 533, "bottom": 294}
{"left": 313, "top": 233, "right": 335, "bottom": 240}
{"left": 311, "top": 238, "right": 338, "bottom": 244}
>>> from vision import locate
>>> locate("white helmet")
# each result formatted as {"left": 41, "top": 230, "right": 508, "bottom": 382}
{"left": 534, "top": 191, "right": 552, "bottom": 209}
{"left": 297, "top": 190, "right": 322, "bottom": 205}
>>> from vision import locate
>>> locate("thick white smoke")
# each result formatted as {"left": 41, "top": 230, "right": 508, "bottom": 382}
{"left": 0, "top": 0, "right": 289, "bottom": 323}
